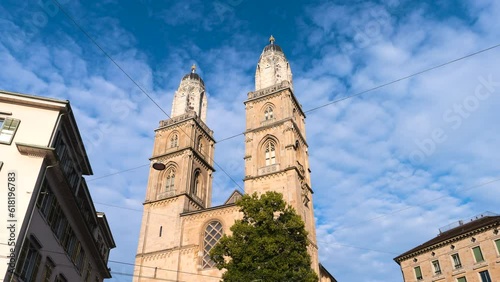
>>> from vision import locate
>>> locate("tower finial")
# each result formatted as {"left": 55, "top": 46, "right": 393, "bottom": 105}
{"left": 269, "top": 35, "right": 275, "bottom": 44}
{"left": 191, "top": 64, "right": 196, "bottom": 73}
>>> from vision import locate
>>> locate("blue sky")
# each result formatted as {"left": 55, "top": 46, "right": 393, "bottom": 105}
{"left": 2, "top": 0, "right": 500, "bottom": 281}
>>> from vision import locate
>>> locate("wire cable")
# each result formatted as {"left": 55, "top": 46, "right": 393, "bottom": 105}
{"left": 51, "top": 0, "right": 244, "bottom": 193}
{"left": 87, "top": 164, "right": 150, "bottom": 182}
{"left": 329, "top": 177, "right": 500, "bottom": 233}
{"left": 84, "top": 42, "right": 500, "bottom": 182}
{"left": 304, "top": 42, "right": 500, "bottom": 114}
{"left": 0, "top": 242, "right": 220, "bottom": 280}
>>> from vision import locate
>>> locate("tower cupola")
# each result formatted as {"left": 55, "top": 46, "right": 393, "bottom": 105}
{"left": 255, "top": 36, "right": 293, "bottom": 91}
{"left": 171, "top": 64, "right": 208, "bottom": 122}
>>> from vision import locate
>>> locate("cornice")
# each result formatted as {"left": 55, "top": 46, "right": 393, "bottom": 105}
{"left": 394, "top": 222, "right": 500, "bottom": 262}
{"left": 192, "top": 149, "right": 215, "bottom": 172}
{"left": 156, "top": 111, "right": 214, "bottom": 140}
{"left": 144, "top": 195, "right": 180, "bottom": 206}
{"left": 244, "top": 117, "right": 308, "bottom": 147}
{"left": 150, "top": 148, "right": 187, "bottom": 161}
{"left": 181, "top": 204, "right": 239, "bottom": 221}
{"left": 245, "top": 81, "right": 306, "bottom": 118}
{"left": 150, "top": 147, "right": 215, "bottom": 172}
{"left": 244, "top": 165, "right": 309, "bottom": 183}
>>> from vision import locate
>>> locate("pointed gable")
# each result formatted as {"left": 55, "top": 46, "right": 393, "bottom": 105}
{"left": 224, "top": 190, "right": 244, "bottom": 205}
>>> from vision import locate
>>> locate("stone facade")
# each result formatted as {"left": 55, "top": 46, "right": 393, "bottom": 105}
{"left": 394, "top": 214, "right": 500, "bottom": 282}
{"left": 134, "top": 37, "right": 335, "bottom": 281}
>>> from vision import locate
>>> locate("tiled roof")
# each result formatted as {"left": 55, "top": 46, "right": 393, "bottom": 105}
{"left": 394, "top": 215, "right": 500, "bottom": 262}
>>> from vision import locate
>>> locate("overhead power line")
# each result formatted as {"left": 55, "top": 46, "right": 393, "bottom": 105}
{"left": 51, "top": 0, "right": 244, "bottom": 193}
{"left": 329, "top": 177, "right": 500, "bottom": 233}
{"left": 85, "top": 42, "right": 500, "bottom": 183}
{"left": 0, "top": 242, "right": 216, "bottom": 280}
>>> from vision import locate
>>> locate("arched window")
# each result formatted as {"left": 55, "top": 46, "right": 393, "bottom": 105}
{"left": 265, "top": 141, "right": 276, "bottom": 166}
{"left": 202, "top": 221, "right": 223, "bottom": 269}
{"left": 165, "top": 168, "right": 175, "bottom": 192}
{"left": 264, "top": 106, "right": 274, "bottom": 120}
{"left": 197, "top": 136, "right": 203, "bottom": 153}
{"left": 192, "top": 170, "right": 201, "bottom": 197}
{"left": 170, "top": 134, "right": 178, "bottom": 148}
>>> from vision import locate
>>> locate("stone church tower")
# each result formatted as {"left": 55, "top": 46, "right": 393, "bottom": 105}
{"left": 133, "top": 37, "right": 334, "bottom": 282}
{"left": 244, "top": 35, "right": 319, "bottom": 273}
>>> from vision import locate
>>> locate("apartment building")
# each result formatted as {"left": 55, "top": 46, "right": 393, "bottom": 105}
{"left": 394, "top": 213, "right": 500, "bottom": 282}
{"left": 0, "top": 90, "right": 115, "bottom": 281}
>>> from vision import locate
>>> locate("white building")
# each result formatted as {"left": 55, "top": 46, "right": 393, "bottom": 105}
{"left": 0, "top": 90, "right": 115, "bottom": 281}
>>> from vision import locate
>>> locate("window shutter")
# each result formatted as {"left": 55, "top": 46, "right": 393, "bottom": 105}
{"left": 473, "top": 246, "right": 484, "bottom": 262}
{"left": 414, "top": 266, "right": 422, "bottom": 279}
{"left": 457, "top": 277, "right": 467, "bottom": 282}
{"left": 495, "top": 239, "right": 500, "bottom": 253}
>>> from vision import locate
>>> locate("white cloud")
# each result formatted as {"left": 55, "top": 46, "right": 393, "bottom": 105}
{"left": 2, "top": 0, "right": 500, "bottom": 281}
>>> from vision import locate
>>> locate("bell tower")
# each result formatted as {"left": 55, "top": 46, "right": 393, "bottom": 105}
{"left": 244, "top": 36, "right": 319, "bottom": 273}
{"left": 134, "top": 66, "right": 215, "bottom": 280}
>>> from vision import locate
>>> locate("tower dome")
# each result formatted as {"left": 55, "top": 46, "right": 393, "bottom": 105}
{"left": 182, "top": 64, "right": 205, "bottom": 86}
{"left": 255, "top": 35, "right": 293, "bottom": 91}
{"left": 171, "top": 64, "right": 208, "bottom": 122}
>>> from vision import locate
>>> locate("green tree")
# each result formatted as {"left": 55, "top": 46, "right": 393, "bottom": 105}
{"left": 210, "top": 191, "right": 318, "bottom": 282}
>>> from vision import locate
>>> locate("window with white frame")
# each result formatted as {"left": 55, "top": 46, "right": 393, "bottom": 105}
{"left": 0, "top": 117, "right": 20, "bottom": 144}
{"left": 201, "top": 221, "right": 223, "bottom": 269}
{"left": 414, "top": 266, "right": 423, "bottom": 280}
{"left": 432, "top": 260, "right": 441, "bottom": 275}
{"left": 451, "top": 253, "right": 462, "bottom": 269}
{"left": 264, "top": 141, "right": 276, "bottom": 166}
{"left": 472, "top": 246, "right": 485, "bottom": 263}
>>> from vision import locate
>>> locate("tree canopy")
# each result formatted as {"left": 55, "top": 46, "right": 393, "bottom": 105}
{"left": 210, "top": 191, "right": 318, "bottom": 282}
